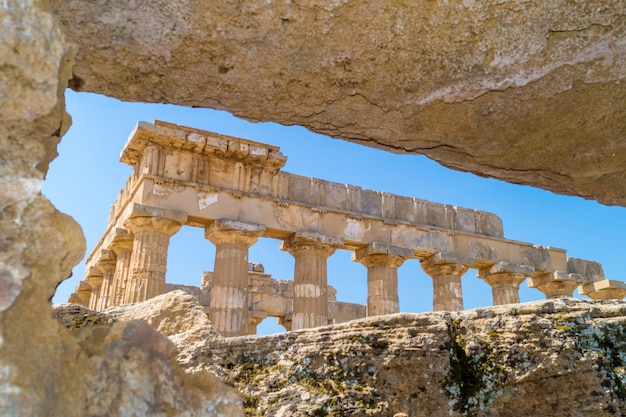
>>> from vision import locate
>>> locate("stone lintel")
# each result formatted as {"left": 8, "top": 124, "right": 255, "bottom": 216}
{"left": 579, "top": 279, "right": 626, "bottom": 299}
{"left": 128, "top": 203, "right": 187, "bottom": 225}
{"left": 566, "top": 257, "right": 605, "bottom": 282}
{"left": 249, "top": 310, "right": 268, "bottom": 320}
{"left": 77, "top": 281, "right": 92, "bottom": 292}
{"left": 479, "top": 261, "right": 535, "bottom": 278}
{"left": 528, "top": 271, "right": 588, "bottom": 288}
{"left": 352, "top": 242, "right": 413, "bottom": 263}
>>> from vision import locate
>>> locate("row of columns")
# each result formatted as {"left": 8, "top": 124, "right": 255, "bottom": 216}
{"left": 83, "top": 214, "right": 623, "bottom": 338}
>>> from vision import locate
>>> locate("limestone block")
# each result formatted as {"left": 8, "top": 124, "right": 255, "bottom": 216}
{"left": 50, "top": 0, "right": 626, "bottom": 206}
{"left": 567, "top": 257, "right": 606, "bottom": 282}
{"left": 579, "top": 279, "right": 626, "bottom": 300}
{"left": 195, "top": 299, "right": 626, "bottom": 416}
{"left": 528, "top": 271, "right": 589, "bottom": 299}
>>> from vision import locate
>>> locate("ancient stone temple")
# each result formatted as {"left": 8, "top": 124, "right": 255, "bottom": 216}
{"left": 71, "top": 120, "right": 626, "bottom": 336}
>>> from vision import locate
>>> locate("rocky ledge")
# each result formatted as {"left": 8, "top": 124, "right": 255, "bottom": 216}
{"left": 57, "top": 291, "right": 626, "bottom": 416}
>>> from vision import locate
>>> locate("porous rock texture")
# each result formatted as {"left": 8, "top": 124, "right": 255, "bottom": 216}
{"left": 0, "top": 2, "right": 244, "bottom": 416}
{"left": 56, "top": 289, "right": 626, "bottom": 416}
{"left": 50, "top": 0, "right": 626, "bottom": 205}
{"left": 196, "top": 298, "right": 626, "bottom": 416}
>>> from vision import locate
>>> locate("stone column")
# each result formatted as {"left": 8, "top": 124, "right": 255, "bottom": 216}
{"left": 124, "top": 209, "right": 185, "bottom": 304}
{"left": 74, "top": 281, "right": 93, "bottom": 307}
{"left": 108, "top": 228, "right": 133, "bottom": 307}
{"left": 248, "top": 315, "right": 266, "bottom": 335}
{"left": 280, "top": 233, "right": 341, "bottom": 330}
{"left": 478, "top": 262, "right": 533, "bottom": 306}
{"left": 421, "top": 253, "right": 470, "bottom": 312}
{"left": 528, "top": 271, "right": 587, "bottom": 299}
{"left": 95, "top": 250, "right": 117, "bottom": 310}
{"left": 352, "top": 243, "right": 413, "bottom": 316}
{"left": 84, "top": 266, "right": 104, "bottom": 311}
{"left": 205, "top": 219, "right": 265, "bottom": 337}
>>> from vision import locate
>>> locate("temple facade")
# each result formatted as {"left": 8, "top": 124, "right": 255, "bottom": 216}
{"left": 70, "top": 120, "right": 626, "bottom": 336}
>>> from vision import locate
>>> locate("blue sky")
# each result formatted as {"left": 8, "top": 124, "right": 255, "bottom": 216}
{"left": 45, "top": 91, "right": 626, "bottom": 335}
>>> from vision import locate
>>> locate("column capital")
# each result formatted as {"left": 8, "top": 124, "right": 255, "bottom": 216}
{"left": 205, "top": 219, "right": 265, "bottom": 246}
{"left": 280, "top": 232, "right": 341, "bottom": 257}
{"left": 124, "top": 215, "right": 184, "bottom": 236}
{"left": 579, "top": 279, "right": 626, "bottom": 300}
{"left": 528, "top": 271, "right": 587, "bottom": 298}
{"left": 478, "top": 261, "right": 534, "bottom": 278}
{"left": 352, "top": 243, "right": 412, "bottom": 268}
{"left": 421, "top": 252, "right": 471, "bottom": 277}
{"left": 109, "top": 228, "right": 133, "bottom": 252}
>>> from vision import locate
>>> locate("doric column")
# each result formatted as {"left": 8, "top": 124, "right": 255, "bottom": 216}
{"left": 353, "top": 243, "right": 412, "bottom": 316}
{"left": 579, "top": 279, "right": 626, "bottom": 300}
{"left": 84, "top": 266, "right": 103, "bottom": 311}
{"left": 74, "top": 281, "right": 93, "bottom": 307}
{"left": 95, "top": 250, "right": 117, "bottom": 310}
{"left": 528, "top": 271, "right": 587, "bottom": 299}
{"left": 280, "top": 232, "right": 341, "bottom": 330}
{"left": 205, "top": 219, "right": 265, "bottom": 337}
{"left": 108, "top": 228, "right": 133, "bottom": 307}
{"left": 478, "top": 262, "right": 533, "bottom": 306}
{"left": 421, "top": 253, "right": 470, "bottom": 312}
{"left": 248, "top": 314, "right": 266, "bottom": 336}
{"left": 124, "top": 208, "right": 186, "bottom": 304}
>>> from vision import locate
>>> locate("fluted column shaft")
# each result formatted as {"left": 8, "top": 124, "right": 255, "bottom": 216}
{"left": 483, "top": 272, "right": 526, "bottom": 305}
{"left": 124, "top": 216, "right": 183, "bottom": 304}
{"left": 84, "top": 267, "right": 103, "bottom": 311}
{"left": 95, "top": 255, "right": 117, "bottom": 310}
{"left": 281, "top": 234, "right": 338, "bottom": 330}
{"left": 421, "top": 259, "right": 468, "bottom": 312}
{"left": 205, "top": 220, "right": 265, "bottom": 337}
{"left": 358, "top": 254, "right": 404, "bottom": 316}
{"left": 109, "top": 232, "right": 133, "bottom": 307}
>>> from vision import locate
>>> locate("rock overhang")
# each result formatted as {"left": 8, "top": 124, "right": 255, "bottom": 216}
{"left": 50, "top": 0, "right": 626, "bottom": 206}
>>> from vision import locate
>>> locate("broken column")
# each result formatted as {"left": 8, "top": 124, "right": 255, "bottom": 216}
{"left": 281, "top": 232, "right": 341, "bottom": 330}
{"left": 124, "top": 205, "right": 186, "bottom": 304}
{"left": 353, "top": 243, "right": 412, "bottom": 316}
{"left": 421, "top": 253, "right": 470, "bottom": 311}
{"left": 205, "top": 219, "right": 265, "bottom": 337}
{"left": 528, "top": 271, "right": 588, "bottom": 299}
{"left": 108, "top": 228, "right": 133, "bottom": 307}
{"left": 579, "top": 280, "right": 626, "bottom": 300}
{"left": 478, "top": 262, "right": 533, "bottom": 305}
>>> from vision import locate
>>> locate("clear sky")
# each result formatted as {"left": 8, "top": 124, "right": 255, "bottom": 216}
{"left": 45, "top": 91, "right": 626, "bottom": 335}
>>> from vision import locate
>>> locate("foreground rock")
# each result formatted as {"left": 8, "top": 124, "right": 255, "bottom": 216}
{"left": 0, "top": 2, "right": 243, "bottom": 415}
{"left": 194, "top": 299, "right": 626, "bottom": 416}
{"left": 50, "top": 0, "right": 626, "bottom": 205}
{"left": 54, "top": 292, "right": 243, "bottom": 416}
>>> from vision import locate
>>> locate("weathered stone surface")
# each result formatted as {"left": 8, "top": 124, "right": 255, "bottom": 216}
{"left": 50, "top": 0, "right": 626, "bottom": 205}
{"left": 106, "top": 290, "right": 223, "bottom": 366}
{"left": 71, "top": 319, "right": 243, "bottom": 417}
{"left": 0, "top": 1, "right": 85, "bottom": 415}
{"left": 194, "top": 299, "right": 626, "bottom": 416}
{"left": 54, "top": 293, "right": 245, "bottom": 416}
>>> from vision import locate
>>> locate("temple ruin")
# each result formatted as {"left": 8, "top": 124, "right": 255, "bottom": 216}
{"left": 71, "top": 120, "right": 626, "bottom": 337}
